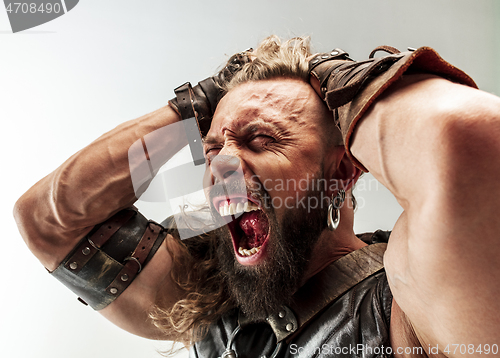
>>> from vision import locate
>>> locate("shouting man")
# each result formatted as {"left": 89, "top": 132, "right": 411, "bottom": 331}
{"left": 14, "top": 36, "right": 500, "bottom": 357}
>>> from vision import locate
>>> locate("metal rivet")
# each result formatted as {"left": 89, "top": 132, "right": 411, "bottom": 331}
{"left": 278, "top": 311, "right": 286, "bottom": 318}
{"left": 69, "top": 262, "right": 78, "bottom": 270}
{"left": 311, "top": 59, "right": 318, "bottom": 64}
{"left": 322, "top": 55, "right": 329, "bottom": 59}
{"left": 109, "top": 288, "right": 118, "bottom": 295}
{"left": 286, "top": 323, "right": 293, "bottom": 331}
{"left": 82, "top": 247, "right": 91, "bottom": 255}
{"left": 334, "top": 69, "right": 340, "bottom": 74}
{"left": 121, "top": 274, "right": 129, "bottom": 282}
{"left": 331, "top": 51, "right": 339, "bottom": 55}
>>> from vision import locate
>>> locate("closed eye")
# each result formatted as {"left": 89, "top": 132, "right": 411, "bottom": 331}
{"left": 205, "top": 147, "right": 221, "bottom": 155}
{"left": 204, "top": 147, "right": 222, "bottom": 163}
{"left": 248, "top": 135, "right": 275, "bottom": 149}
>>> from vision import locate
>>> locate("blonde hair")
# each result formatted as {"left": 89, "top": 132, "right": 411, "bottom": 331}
{"left": 223, "top": 35, "right": 312, "bottom": 93}
{"left": 149, "top": 228, "right": 232, "bottom": 350}
{"left": 149, "top": 36, "right": 314, "bottom": 353}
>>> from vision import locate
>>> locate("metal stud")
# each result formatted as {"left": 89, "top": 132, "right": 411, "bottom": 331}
{"left": 311, "top": 59, "right": 319, "bottom": 64}
{"left": 278, "top": 310, "right": 286, "bottom": 318}
{"left": 286, "top": 323, "right": 293, "bottom": 331}
{"left": 109, "top": 288, "right": 118, "bottom": 295}
{"left": 69, "top": 262, "right": 78, "bottom": 270}
{"left": 121, "top": 274, "right": 129, "bottom": 282}
{"left": 331, "top": 51, "right": 339, "bottom": 55}
{"left": 322, "top": 55, "right": 329, "bottom": 59}
{"left": 82, "top": 247, "right": 91, "bottom": 255}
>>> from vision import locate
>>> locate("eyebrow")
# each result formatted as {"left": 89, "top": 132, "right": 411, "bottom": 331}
{"left": 245, "top": 124, "right": 260, "bottom": 134}
{"left": 202, "top": 136, "right": 221, "bottom": 146}
{"left": 202, "top": 120, "right": 285, "bottom": 145}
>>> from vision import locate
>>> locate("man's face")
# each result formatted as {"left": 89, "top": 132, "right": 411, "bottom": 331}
{"left": 203, "top": 78, "right": 338, "bottom": 319}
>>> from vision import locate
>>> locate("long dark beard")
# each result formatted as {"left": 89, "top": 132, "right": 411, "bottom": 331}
{"left": 215, "top": 184, "right": 328, "bottom": 321}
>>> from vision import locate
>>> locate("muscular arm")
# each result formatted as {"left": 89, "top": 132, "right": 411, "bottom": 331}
{"left": 14, "top": 104, "right": 188, "bottom": 340}
{"left": 350, "top": 74, "right": 500, "bottom": 355}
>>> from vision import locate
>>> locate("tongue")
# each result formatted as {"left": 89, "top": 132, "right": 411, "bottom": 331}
{"left": 239, "top": 210, "right": 269, "bottom": 249}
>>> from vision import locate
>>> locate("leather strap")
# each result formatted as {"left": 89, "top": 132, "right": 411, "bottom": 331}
{"left": 323, "top": 54, "right": 404, "bottom": 110}
{"left": 105, "top": 221, "right": 162, "bottom": 296}
{"left": 174, "top": 83, "right": 205, "bottom": 166}
{"left": 369, "top": 45, "right": 401, "bottom": 58}
{"left": 338, "top": 46, "right": 478, "bottom": 172}
{"left": 169, "top": 50, "right": 252, "bottom": 166}
{"left": 63, "top": 208, "right": 137, "bottom": 274}
{"left": 174, "top": 83, "right": 197, "bottom": 121}
{"left": 238, "top": 243, "right": 387, "bottom": 343}
{"left": 310, "top": 46, "right": 478, "bottom": 172}
{"left": 51, "top": 209, "right": 167, "bottom": 310}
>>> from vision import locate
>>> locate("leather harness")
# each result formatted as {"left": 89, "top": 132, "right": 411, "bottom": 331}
{"left": 218, "top": 243, "right": 388, "bottom": 358}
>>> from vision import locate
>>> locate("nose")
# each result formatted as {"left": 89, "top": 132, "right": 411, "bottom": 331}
{"left": 210, "top": 154, "right": 242, "bottom": 183}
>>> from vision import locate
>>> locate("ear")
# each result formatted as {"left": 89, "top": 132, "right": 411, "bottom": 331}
{"left": 325, "top": 146, "right": 362, "bottom": 196}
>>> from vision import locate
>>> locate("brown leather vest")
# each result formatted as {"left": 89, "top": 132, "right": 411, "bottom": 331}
{"left": 190, "top": 231, "right": 393, "bottom": 358}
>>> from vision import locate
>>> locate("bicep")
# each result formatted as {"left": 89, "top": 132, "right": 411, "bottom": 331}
{"left": 352, "top": 76, "right": 500, "bottom": 354}
{"left": 385, "top": 191, "right": 500, "bottom": 355}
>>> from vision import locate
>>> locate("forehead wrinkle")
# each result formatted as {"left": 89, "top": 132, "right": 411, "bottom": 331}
{"left": 258, "top": 83, "right": 313, "bottom": 127}
{"left": 237, "top": 94, "right": 311, "bottom": 130}
{"left": 212, "top": 78, "right": 319, "bottom": 138}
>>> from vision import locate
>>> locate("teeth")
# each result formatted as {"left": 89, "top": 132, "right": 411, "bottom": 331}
{"left": 245, "top": 202, "right": 259, "bottom": 212}
{"left": 219, "top": 199, "right": 260, "bottom": 217}
{"left": 238, "top": 246, "right": 261, "bottom": 257}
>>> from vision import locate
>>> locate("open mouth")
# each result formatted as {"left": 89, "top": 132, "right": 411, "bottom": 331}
{"left": 214, "top": 197, "right": 270, "bottom": 260}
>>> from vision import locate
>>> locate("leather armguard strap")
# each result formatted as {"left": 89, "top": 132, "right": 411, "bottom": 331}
{"left": 174, "top": 83, "right": 205, "bottom": 166}
{"left": 50, "top": 208, "right": 167, "bottom": 310}
{"left": 309, "top": 46, "right": 477, "bottom": 172}
{"left": 168, "top": 50, "right": 253, "bottom": 166}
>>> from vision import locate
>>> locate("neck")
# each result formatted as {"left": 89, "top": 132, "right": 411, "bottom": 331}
{"left": 300, "top": 207, "right": 367, "bottom": 286}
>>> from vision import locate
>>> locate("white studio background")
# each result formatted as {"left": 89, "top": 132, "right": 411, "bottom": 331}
{"left": 1, "top": 1, "right": 499, "bottom": 358}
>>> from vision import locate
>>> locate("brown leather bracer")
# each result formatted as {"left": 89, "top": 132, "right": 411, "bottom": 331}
{"left": 309, "top": 46, "right": 477, "bottom": 171}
